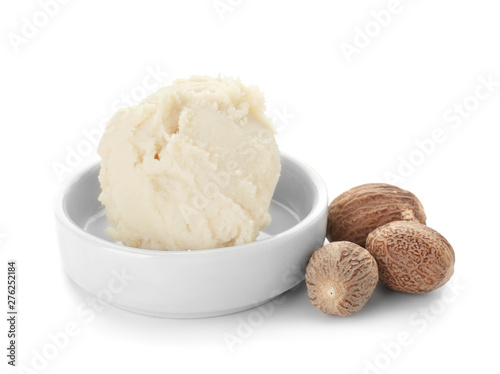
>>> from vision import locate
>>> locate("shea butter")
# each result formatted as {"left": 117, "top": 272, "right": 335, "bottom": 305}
{"left": 98, "top": 76, "right": 280, "bottom": 251}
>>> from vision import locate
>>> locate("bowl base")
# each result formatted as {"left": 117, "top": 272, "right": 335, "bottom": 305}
{"left": 109, "top": 296, "right": 280, "bottom": 319}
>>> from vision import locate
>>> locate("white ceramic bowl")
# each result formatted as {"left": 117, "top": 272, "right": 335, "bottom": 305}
{"left": 55, "top": 154, "right": 328, "bottom": 318}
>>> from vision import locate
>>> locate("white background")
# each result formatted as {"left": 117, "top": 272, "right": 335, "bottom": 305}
{"left": 1, "top": 0, "right": 499, "bottom": 373}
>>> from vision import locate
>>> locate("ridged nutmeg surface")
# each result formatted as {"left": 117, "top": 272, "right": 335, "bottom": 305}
{"left": 327, "top": 183, "right": 427, "bottom": 247}
{"left": 366, "top": 221, "right": 455, "bottom": 294}
{"left": 305, "top": 241, "right": 379, "bottom": 316}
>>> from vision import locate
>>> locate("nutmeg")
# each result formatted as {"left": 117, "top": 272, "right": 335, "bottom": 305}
{"left": 327, "top": 183, "right": 426, "bottom": 247}
{"left": 305, "top": 241, "right": 379, "bottom": 316}
{"left": 366, "top": 221, "right": 455, "bottom": 293}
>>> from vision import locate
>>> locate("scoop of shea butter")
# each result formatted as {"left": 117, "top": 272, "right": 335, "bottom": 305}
{"left": 98, "top": 76, "right": 281, "bottom": 251}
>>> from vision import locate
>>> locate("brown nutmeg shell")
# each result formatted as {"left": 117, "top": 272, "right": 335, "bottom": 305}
{"left": 366, "top": 221, "right": 455, "bottom": 293}
{"left": 305, "top": 241, "right": 379, "bottom": 316}
{"left": 327, "top": 183, "right": 427, "bottom": 247}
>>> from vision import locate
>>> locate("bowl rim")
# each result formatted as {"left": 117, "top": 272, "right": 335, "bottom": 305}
{"left": 54, "top": 153, "right": 328, "bottom": 257}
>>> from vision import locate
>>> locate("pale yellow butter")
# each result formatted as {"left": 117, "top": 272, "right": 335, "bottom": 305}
{"left": 98, "top": 76, "right": 281, "bottom": 250}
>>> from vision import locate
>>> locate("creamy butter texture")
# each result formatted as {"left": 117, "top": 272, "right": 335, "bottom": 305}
{"left": 98, "top": 76, "right": 281, "bottom": 250}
